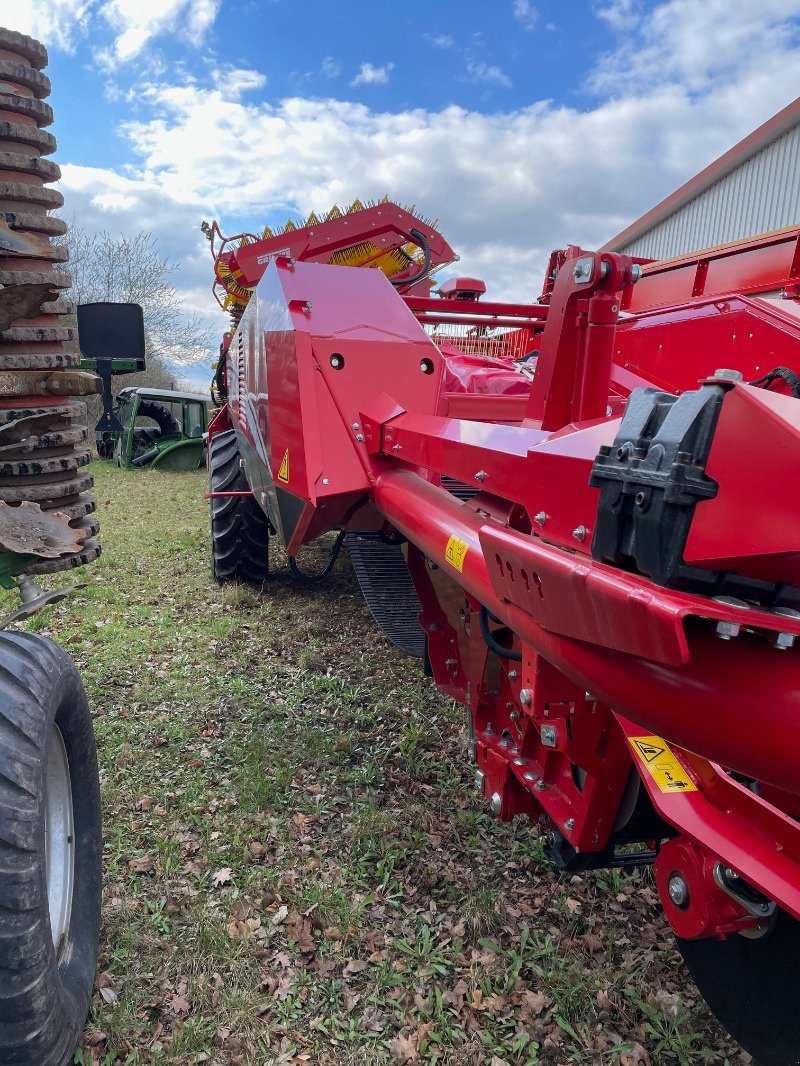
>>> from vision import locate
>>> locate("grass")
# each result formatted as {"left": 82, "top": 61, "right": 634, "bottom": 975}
{"left": 17, "top": 462, "right": 748, "bottom": 1065}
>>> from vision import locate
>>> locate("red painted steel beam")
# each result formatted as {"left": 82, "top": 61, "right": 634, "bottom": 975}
{"left": 373, "top": 469, "right": 800, "bottom": 798}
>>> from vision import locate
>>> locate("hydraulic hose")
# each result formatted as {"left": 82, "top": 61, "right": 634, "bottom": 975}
{"left": 479, "top": 604, "right": 522, "bottom": 661}
{"left": 389, "top": 228, "right": 432, "bottom": 288}
{"left": 288, "top": 530, "right": 346, "bottom": 582}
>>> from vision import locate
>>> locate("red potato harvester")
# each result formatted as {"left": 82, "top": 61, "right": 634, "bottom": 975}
{"left": 204, "top": 201, "right": 800, "bottom": 1064}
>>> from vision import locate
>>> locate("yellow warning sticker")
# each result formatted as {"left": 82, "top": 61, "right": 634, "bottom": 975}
{"left": 444, "top": 534, "right": 469, "bottom": 572}
{"left": 628, "top": 735, "right": 697, "bottom": 794}
{"left": 277, "top": 449, "right": 290, "bottom": 483}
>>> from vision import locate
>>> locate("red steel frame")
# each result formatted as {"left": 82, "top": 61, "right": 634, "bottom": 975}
{"left": 209, "top": 223, "right": 800, "bottom": 943}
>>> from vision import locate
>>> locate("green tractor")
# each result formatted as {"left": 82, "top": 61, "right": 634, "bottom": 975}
{"left": 113, "top": 387, "right": 210, "bottom": 470}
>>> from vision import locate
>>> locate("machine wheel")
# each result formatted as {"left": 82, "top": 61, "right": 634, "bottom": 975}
{"left": 208, "top": 429, "right": 270, "bottom": 584}
{"left": 677, "top": 909, "right": 800, "bottom": 1065}
{"left": 0, "top": 632, "right": 102, "bottom": 1066}
{"left": 134, "top": 400, "right": 180, "bottom": 440}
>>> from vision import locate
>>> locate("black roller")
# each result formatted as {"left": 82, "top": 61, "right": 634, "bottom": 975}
{"left": 677, "top": 909, "right": 800, "bottom": 1065}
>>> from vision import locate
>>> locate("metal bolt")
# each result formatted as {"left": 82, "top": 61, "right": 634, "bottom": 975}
{"left": 474, "top": 770, "right": 485, "bottom": 794}
{"left": 523, "top": 771, "right": 539, "bottom": 783}
{"left": 475, "top": 470, "right": 487, "bottom": 482}
{"left": 712, "top": 595, "right": 749, "bottom": 641}
{"left": 715, "top": 620, "right": 741, "bottom": 640}
{"left": 322, "top": 478, "right": 330, "bottom": 486}
{"left": 352, "top": 422, "right": 360, "bottom": 430}
{"left": 533, "top": 511, "right": 547, "bottom": 527}
{"left": 713, "top": 368, "right": 744, "bottom": 382}
{"left": 572, "top": 257, "right": 593, "bottom": 282}
{"left": 508, "top": 669, "right": 519, "bottom": 680}
{"left": 513, "top": 757, "right": 526, "bottom": 766}
{"left": 303, "top": 301, "right": 312, "bottom": 313}
{"left": 540, "top": 725, "right": 557, "bottom": 747}
{"left": 770, "top": 606, "right": 800, "bottom": 650}
{"left": 564, "top": 818, "right": 575, "bottom": 832}
{"left": 668, "top": 874, "right": 689, "bottom": 909}
{"left": 484, "top": 722, "right": 495, "bottom": 736}
{"left": 630, "top": 263, "right": 642, "bottom": 283}
{"left": 490, "top": 792, "right": 502, "bottom": 815}
{"left": 260, "top": 492, "right": 267, "bottom": 504}
{"left": 572, "top": 525, "right": 587, "bottom": 542}
{"left": 519, "top": 688, "right": 532, "bottom": 706}
{"left": 534, "top": 780, "right": 547, "bottom": 791}
{"left": 392, "top": 443, "right": 402, "bottom": 451}
{"left": 355, "top": 433, "right": 364, "bottom": 443}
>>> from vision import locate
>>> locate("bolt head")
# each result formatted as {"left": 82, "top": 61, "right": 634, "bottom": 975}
{"left": 519, "top": 688, "right": 532, "bottom": 705}
{"left": 355, "top": 433, "right": 364, "bottom": 443}
{"left": 572, "top": 525, "right": 587, "bottom": 542}
{"left": 715, "top": 620, "right": 741, "bottom": 640}
{"left": 668, "top": 873, "right": 689, "bottom": 909}
{"left": 533, "top": 511, "right": 547, "bottom": 527}
{"left": 540, "top": 725, "right": 557, "bottom": 747}
{"left": 564, "top": 818, "right": 575, "bottom": 832}
{"left": 490, "top": 792, "right": 502, "bottom": 815}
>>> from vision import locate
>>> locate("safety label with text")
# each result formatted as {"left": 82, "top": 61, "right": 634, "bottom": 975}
{"left": 628, "top": 735, "right": 697, "bottom": 794}
{"left": 444, "top": 534, "right": 469, "bottom": 573}
{"left": 278, "top": 449, "right": 290, "bottom": 483}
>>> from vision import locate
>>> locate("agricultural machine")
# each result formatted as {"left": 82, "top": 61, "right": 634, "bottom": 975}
{"left": 0, "top": 26, "right": 108, "bottom": 1066}
{"left": 206, "top": 200, "right": 800, "bottom": 1063}
{"left": 109, "top": 387, "right": 209, "bottom": 469}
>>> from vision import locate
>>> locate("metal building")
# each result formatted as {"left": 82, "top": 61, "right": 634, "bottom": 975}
{"left": 603, "top": 96, "right": 800, "bottom": 260}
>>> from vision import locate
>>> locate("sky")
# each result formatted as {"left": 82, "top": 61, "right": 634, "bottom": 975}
{"left": 6, "top": 0, "right": 800, "bottom": 388}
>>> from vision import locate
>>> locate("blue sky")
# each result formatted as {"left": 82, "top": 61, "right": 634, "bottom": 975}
{"left": 7, "top": 0, "right": 800, "bottom": 386}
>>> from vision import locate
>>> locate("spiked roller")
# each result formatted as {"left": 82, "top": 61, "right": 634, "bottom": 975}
{"left": 0, "top": 27, "right": 98, "bottom": 574}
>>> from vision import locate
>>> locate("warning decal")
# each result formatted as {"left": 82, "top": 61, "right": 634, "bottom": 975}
{"left": 628, "top": 735, "right": 697, "bottom": 794}
{"left": 445, "top": 534, "right": 469, "bottom": 573}
{"left": 277, "top": 449, "right": 290, "bottom": 483}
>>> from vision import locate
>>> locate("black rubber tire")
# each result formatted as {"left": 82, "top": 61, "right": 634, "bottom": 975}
{"left": 208, "top": 429, "right": 269, "bottom": 584}
{"left": 0, "top": 631, "right": 101, "bottom": 1066}
{"left": 134, "top": 400, "right": 180, "bottom": 439}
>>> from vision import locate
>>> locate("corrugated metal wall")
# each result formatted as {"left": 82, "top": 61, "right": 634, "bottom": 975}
{"left": 620, "top": 122, "right": 800, "bottom": 260}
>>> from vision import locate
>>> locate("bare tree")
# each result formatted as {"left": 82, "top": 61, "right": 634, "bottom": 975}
{"left": 60, "top": 224, "right": 212, "bottom": 388}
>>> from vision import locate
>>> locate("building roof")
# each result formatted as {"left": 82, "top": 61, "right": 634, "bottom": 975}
{"left": 602, "top": 96, "right": 800, "bottom": 253}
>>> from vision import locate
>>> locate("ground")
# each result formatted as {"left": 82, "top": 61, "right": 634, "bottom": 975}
{"left": 20, "top": 463, "right": 751, "bottom": 1066}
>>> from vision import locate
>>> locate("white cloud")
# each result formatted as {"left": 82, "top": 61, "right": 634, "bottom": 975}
{"left": 592, "top": 0, "right": 800, "bottom": 92}
{"left": 2, "top": 0, "right": 221, "bottom": 61}
{"left": 100, "top": 0, "right": 221, "bottom": 62}
{"left": 321, "top": 56, "right": 341, "bottom": 79}
{"left": 351, "top": 62, "right": 394, "bottom": 87}
{"left": 424, "top": 33, "right": 455, "bottom": 48}
{"left": 513, "top": 0, "right": 539, "bottom": 29}
{"left": 463, "top": 61, "right": 512, "bottom": 88}
{"left": 211, "top": 66, "right": 266, "bottom": 99}
{"left": 594, "top": 0, "right": 641, "bottom": 31}
{"left": 1, "top": 0, "right": 94, "bottom": 51}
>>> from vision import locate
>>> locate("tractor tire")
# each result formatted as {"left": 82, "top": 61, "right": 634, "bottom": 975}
{"left": 209, "top": 430, "right": 270, "bottom": 584}
{"left": 0, "top": 632, "right": 101, "bottom": 1066}
{"left": 134, "top": 400, "right": 180, "bottom": 439}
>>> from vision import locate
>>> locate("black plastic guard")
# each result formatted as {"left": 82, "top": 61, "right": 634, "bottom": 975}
{"left": 589, "top": 383, "right": 725, "bottom": 587}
